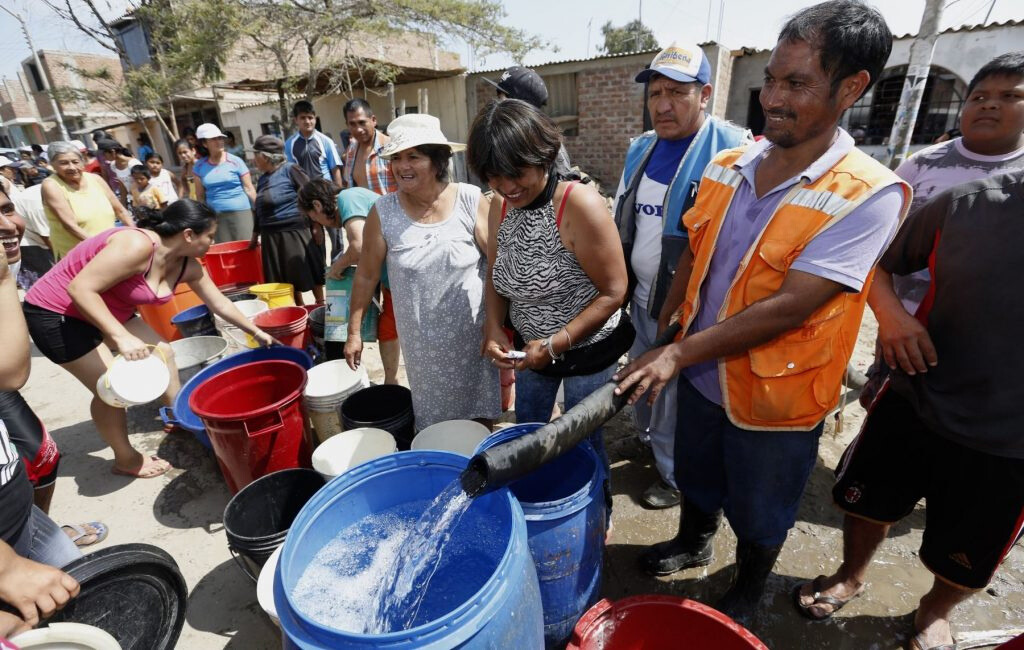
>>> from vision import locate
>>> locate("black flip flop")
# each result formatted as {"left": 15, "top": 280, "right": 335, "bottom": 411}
{"left": 792, "top": 575, "right": 862, "bottom": 621}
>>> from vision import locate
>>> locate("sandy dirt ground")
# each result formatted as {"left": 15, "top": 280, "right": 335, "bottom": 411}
{"left": 20, "top": 310, "right": 1024, "bottom": 649}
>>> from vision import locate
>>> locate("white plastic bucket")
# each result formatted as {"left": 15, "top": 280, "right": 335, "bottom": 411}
{"left": 216, "top": 299, "right": 269, "bottom": 351}
{"left": 257, "top": 544, "right": 283, "bottom": 627}
{"left": 303, "top": 361, "right": 369, "bottom": 442}
{"left": 11, "top": 622, "right": 121, "bottom": 649}
{"left": 411, "top": 420, "right": 492, "bottom": 457}
{"left": 99, "top": 352, "right": 169, "bottom": 407}
{"left": 311, "top": 427, "right": 396, "bottom": 481}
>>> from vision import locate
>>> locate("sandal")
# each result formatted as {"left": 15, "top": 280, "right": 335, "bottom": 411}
{"left": 906, "top": 631, "right": 958, "bottom": 650}
{"left": 61, "top": 522, "right": 109, "bottom": 547}
{"left": 111, "top": 455, "right": 172, "bottom": 479}
{"left": 792, "top": 575, "right": 864, "bottom": 621}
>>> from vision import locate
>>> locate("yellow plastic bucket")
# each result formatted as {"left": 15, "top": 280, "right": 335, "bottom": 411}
{"left": 250, "top": 282, "right": 295, "bottom": 308}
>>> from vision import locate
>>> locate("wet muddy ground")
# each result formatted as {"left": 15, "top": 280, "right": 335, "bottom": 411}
{"left": 24, "top": 311, "right": 1024, "bottom": 649}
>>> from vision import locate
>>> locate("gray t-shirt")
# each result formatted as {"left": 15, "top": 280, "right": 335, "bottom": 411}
{"left": 881, "top": 169, "right": 1024, "bottom": 459}
{"left": 892, "top": 138, "right": 1024, "bottom": 311}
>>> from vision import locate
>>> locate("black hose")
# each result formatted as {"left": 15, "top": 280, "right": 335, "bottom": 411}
{"left": 461, "top": 322, "right": 682, "bottom": 496}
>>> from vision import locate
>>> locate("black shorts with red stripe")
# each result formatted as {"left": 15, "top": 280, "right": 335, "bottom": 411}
{"left": 833, "top": 384, "right": 1024, "bottom": 590}
{"left": 0, "top": 391, "right": 60, "bottom": 489}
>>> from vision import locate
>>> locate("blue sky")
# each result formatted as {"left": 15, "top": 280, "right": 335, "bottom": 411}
{"left": 1, "top": 0, "right": 1020, "bottom": 82}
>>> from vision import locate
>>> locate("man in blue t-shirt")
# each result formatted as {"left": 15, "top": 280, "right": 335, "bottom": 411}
{"left": 285, "top": 100, "right": 344, "bottom": 261}
{"left": 613, "top": 42, "right": 750, "bottom": 510}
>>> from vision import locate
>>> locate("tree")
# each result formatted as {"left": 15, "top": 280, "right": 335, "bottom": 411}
{"left": 42, "top": 0, "right": 243, "bottom": 141}
{"left": 599, "top": 20, "right": 657, "bottom": 55}
{"left": 237, "top": 0, "right": 545, "bottom": 132}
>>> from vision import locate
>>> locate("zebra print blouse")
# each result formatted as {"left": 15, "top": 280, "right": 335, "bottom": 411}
{"left": 491, "top": 187, "right": 620, "bottom": 347}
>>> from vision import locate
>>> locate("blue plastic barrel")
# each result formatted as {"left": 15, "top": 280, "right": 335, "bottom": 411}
{"left": 475, "top": 423, "right": 606, "bottom": 649}
{"left": 160, "top": 346, "right": 312, "bottom": 449}
{"left": 274, "top": 450, "right": 544, "bottom": 648}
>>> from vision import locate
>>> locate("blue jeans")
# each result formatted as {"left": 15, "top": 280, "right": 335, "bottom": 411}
{"left": 675, "top": 377, "right": 822, "bottom": 546}
{"left": 628, "top": 299, "right": 678, "bottom": 488}
{"left": 515, "top": 365, "right": 616, "bottom": 512}
{"left": 11, "top": 506, "right": 80, "bottom": 568}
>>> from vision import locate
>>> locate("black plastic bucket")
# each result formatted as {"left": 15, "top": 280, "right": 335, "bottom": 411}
{"left": 50, "top": 543, "right": 187, "bottom": 650}
{"left": 170, "top": 304, "right": 217, "bottom": 338}
{"left": 223, "top": 468, "right": 324, "bottom": 582}
{"left": 340, "top": 384, "right": 416, "bottom": 450}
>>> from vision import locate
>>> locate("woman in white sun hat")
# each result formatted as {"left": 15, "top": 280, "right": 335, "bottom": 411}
{"left": 192, "top": 123, "right": 256, "bottom": 243}
{"left": 343, "top": 114, "right": 500, "bottom": 430}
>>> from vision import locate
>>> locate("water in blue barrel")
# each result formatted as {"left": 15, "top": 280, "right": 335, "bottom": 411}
{"left": 475, "top": 423, "right": 607, "bottom": 649}
{"left": 274, "top": 450, "right": 544, "bottom": 648}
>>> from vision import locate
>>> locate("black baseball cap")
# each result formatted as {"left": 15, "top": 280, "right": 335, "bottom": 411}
{"left": 485, "top": 66, "right": 549, "bottom": 109}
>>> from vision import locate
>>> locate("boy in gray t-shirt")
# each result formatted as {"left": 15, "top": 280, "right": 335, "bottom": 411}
{"left": 862, "top": 52, "right": 1024, "bottom": 404}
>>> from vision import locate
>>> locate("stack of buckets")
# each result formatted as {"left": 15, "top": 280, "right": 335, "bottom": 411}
{"left": 250, "top": 306, "right": 308, "bottom": 349}
{"left": 303, "top": 360, "right": 369, "bottom": 443}
{"left": 250, "top": 283, "right": 296, "bottom": 308}
{"left": 216, "top": 299, "right": 269, "bottom": 352}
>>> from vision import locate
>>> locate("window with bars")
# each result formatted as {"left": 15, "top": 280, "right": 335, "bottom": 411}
{"left": 847, "top": 66, "right": 965, "bottom": 146}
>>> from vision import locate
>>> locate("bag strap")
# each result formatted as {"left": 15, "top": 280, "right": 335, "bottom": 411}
{"left": 500, "top": 199, "right": 508, "bottom": 223}
{"left": 555, "top": 181, "right": 579, "bottom": 229}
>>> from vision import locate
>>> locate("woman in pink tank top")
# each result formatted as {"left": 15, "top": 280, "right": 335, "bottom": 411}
{"left": 23, "top": 200, "right": 274, "bottom": 479}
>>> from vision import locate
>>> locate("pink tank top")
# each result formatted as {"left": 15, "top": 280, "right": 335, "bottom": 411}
{"left": 25, "top": 228, "right": 187, "bottom": 323}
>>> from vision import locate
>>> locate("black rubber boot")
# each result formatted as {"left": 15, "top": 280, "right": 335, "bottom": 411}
{"left": 639, "top": 498, "right": 722, "bottom": 576}
{"left": 715, "top": 541, "right": 784, "bottom": 627}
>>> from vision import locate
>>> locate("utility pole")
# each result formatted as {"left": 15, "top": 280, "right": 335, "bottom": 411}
{"left": 635, "top": 0, "right": 643, "bottom": 51}
{"left": 0, "top": 5, "right": 71, "bottom": 141}
{"left": 884, "top": 0, "right": 943, "bottom": 169}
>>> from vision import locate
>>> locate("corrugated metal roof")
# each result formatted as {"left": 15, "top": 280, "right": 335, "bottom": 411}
{"left": 469, "top": 46, "right": 673, "bottom": 75}
{"left": 892, "top": 17, "right": 1024, "bottom": 39}
{"left": 473, "top": 19, "right": 1023, "bottom": 74}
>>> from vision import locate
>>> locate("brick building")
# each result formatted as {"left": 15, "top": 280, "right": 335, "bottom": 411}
{"left": 464, "top": 44, "right": 733, "bottom": 191}
{"left": 0, "top": 73, "right": 44, "bottom": 147}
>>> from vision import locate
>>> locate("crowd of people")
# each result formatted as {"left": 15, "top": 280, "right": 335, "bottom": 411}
{"left": 0, "top": 0, "right": 1022, "bottom": 646}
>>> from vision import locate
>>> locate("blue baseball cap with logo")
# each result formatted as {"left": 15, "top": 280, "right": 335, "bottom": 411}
{"left": 635, "top": 42, "right": 711, "bottom": 85}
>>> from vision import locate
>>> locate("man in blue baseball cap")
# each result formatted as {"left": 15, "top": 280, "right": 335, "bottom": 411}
{"left": 614, "top": 42, "right": 750, "bottom": 512}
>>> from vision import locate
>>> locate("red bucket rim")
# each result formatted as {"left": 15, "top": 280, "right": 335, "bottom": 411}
{"left": 189, "top": 360, "right": 307, "bottom": 420}
{"left": 252, "top": 307, "right": 308, "bottom": 329}
{"left": 206, "top": 240, "right": 255, "bottom": 255}
{"left": 568, "top": 595, "right": 768, "bottom": 650}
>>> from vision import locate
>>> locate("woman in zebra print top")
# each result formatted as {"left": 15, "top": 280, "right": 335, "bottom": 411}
{"left": 469, "top": 99, "right": 628, "bottom": 510}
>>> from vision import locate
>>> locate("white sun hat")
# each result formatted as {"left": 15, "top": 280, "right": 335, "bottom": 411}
{"left": 379, "top": 114, "right": 465, "bottom": 159}
{"left": 195, "top": 123, "right": 227, "bottom": 140}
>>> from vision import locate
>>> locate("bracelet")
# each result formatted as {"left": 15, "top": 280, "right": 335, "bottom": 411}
{"left": 561, "top": 327, "right": 572, "bottom": 350}
{"left": 544, "top": 335, "right": 564, "bottom": 362}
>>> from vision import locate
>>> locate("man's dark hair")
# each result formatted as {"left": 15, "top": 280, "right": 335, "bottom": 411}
{"left": 343, "top": 98, "right": 374, "bottom": 119}
{"left": 467, "top": 99, "right": 562, "bottom": 183}
{"left": 145, "top": 152, "right": 163, "bottom": 163}
{"left": 30, "top": 144, "right": 43, "bottom": 154}
{"left": 967, "top": 51, "right": 1024, "bottom": 95}
{"left": 130, "top": 164, "right": 150, "bottom": 178}
{"left": 778, "top": 0, "right": 892, "bottom": 98}
{"left": 292, "top": 100, "right": 316, "bottom": 117}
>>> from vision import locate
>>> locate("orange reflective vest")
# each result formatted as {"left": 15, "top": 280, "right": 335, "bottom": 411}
{"left": 677, "top": 146, "right": 912, "bottom": 430}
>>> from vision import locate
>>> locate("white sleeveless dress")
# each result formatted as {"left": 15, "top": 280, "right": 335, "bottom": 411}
{"left": 376, "top": 183, "right": 500, "bottom": 429}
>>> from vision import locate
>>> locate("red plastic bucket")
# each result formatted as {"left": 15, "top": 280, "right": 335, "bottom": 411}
{"left": 203, "top": 241, "right": 264, "bottom": 287}
{"left": 252, "top": 307, "right": 309, "bottom": 349}
{"left": 567, "top": 595, "right": 768, "bottom": 650}
{"left": 189, "top": 360, "right": 313, "bottom": 493}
